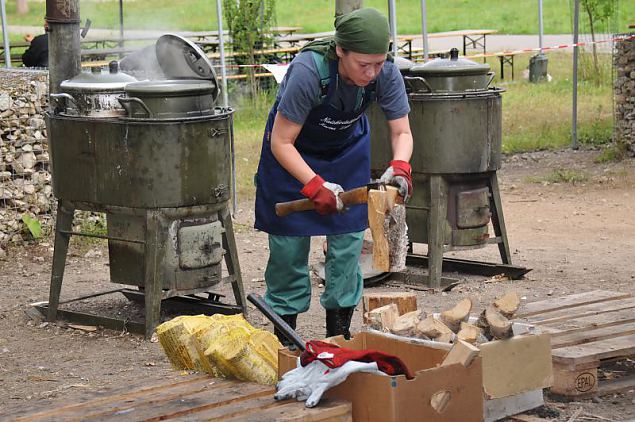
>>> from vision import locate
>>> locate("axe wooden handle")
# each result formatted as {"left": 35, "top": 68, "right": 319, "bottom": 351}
{"left": 275, "top": 186, "right": 369, "bottom": 217}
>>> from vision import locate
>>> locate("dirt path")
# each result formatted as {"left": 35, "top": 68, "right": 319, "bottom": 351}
{"left": 1, "top": 148, "right": 634, "bottom": 421}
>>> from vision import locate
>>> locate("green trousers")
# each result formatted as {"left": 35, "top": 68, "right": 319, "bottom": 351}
{"left": 264, "top": 231, "right": 364, "bottom": 315}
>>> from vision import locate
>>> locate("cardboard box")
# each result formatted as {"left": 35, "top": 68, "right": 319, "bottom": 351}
{"left": 479, "top": 330, "right": 553, "bottom": 399}
{"left": 278, "top": 331, "right": 484, "bottom": 422}
{"left": 427, "top": 318, "right": 553, "bottom": 421}
{"left": 429, "top": 315, "right": 553, "bottom": 400}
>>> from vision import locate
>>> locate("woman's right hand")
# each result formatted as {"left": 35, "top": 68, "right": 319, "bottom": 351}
{"left": 301, "top": 175, "right": 344, "bottom": 215}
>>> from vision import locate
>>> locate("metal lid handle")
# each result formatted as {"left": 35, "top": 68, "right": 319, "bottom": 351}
{"left": 117, "top": 96, "right": 154, "bottom": 118}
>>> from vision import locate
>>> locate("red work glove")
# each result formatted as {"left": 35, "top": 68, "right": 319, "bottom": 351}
{"left": 379, "top": 160, "right": 413, "bottom": 201}
{"left": 301, "top": 175, "right": 344, "bottom": 215}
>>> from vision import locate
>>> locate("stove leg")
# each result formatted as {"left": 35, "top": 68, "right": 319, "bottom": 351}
{"left": 428, "top": 175, "right": 448, "bottom": 289}
{"left": 488, "top": 173, "right": 512, "bottom": 265}
{"left": 48, "top": 201, "right": 75, "bottom": 322}
{"left": 221, "top": 207, "right": 247, "bottom": 315}
{"left": 143, "top": 211, "right": 162, "bottom": 339}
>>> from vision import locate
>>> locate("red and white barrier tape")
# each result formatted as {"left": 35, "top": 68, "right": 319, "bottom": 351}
{"left": 465, "top": 33, "right": 635, "bottom": 59}
{"left": 211, "top": 33, "right": 635, "bottom": 76}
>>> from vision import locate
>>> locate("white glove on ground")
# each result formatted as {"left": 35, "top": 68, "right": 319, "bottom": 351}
{"left": 275, "top": 357, "right": 384, "bottom": 407}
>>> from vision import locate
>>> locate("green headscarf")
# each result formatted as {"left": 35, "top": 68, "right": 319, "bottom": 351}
{"left": 301, "top": 8, "right": 390, "bottom": 59}
{"left": 335, "top": 8, "right": 390, "bottom": 54}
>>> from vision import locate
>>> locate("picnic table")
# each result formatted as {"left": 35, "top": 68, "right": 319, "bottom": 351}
{"left": 0, "top": 40, "right": 30, "bottom": 64}
{"left": 273, "top": 31, "right": 334, "bottom": 48}
{"left": 396, "top": 29, "right": 498, "bottom": 60}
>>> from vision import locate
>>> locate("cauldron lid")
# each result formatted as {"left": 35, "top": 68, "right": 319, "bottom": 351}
{"left": 156, "top": 34, "right": 216, "bottom": 80}
{"left": 61, "top": 62, "right": 138, "bottom": 91}
{"left": 410, "top": 48, "right": 490, "bottom": 77}
{"left": 124, "top": 79, "right": 215, "bottom": 95}
{"left": 155, "top": 34, "right": 219, "bottom": 104}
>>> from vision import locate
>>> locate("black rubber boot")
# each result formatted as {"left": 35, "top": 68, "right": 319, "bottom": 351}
{"left": 274, "top": 313, "right": 298, "bottom": 349}
{"left": 325, "top": 307, "right": 355, "bottom": 340}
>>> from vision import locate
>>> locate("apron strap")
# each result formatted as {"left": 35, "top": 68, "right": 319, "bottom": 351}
{"left": 310, "top": 50, "right": 377, "bottom": 112}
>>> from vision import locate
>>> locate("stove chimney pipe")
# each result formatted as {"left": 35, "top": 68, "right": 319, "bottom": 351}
{"left": 46, "top": 0, "right": 81, "bottom": 96}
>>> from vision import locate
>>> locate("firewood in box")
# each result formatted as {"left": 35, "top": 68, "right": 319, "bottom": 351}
{"left": 439, "top": 298, "right": 473, "bottom": 333}
{"left": 493, "top": 291, "right": 520, "bottom": 318}
{"left": 365, "top": 303, "right": 399, "bottom": 332}
{"left": 457, "top": 321, "right": 487, "bottom": 345}
{"left": 390, "top": 310, "right": 423, "bottom": 337}
{"left": 415, "top": 315, "right": 454, "bottom": 342}
{"left": 477, "top": 306, "right": 513, "bottom": 340}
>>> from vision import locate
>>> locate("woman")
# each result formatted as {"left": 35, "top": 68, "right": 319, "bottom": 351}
{"left": 255, "top": 8, "right": 413, "bottom": 344}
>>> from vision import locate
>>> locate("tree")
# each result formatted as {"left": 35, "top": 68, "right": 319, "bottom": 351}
{"left": 16, "top": 0, "right": 29, "bottom": 14}
{"left": 223, "top": 0, "right": 276, "bottom": 99}
{"left": 581, "top": 0, "right": 615, "bottom": 77}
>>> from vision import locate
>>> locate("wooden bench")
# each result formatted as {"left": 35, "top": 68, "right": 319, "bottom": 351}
{"left": 517, "top": 290, "right": 635, "bottom": 398}
{"left": 273, "top": 31, "right": 334, "bottom": 48}
{"left": 496, "top": 52, "right": 517, "bottom": 80}
{"left": 208, "top": 46, "right": 300, "bottom": 63}
{"left": 5, "top": 374, "right": 353, "bottom": 421}
{"left": 408, "top": 47, "right": 451, "bottom": 62}
{"left": 80, "top": 46, "right": 146, "bottom": 62}
{"left": 397, "top": 29, "right": 498, "bottom": 60}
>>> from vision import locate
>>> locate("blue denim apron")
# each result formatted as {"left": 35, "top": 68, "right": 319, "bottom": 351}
{"left": 255, "top": 58, "right": 376, "bottom": 236}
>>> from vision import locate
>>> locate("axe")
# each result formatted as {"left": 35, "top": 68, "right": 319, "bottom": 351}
{"left": 275, "top": 181, "right": 405, "bottom": 272}
{"left": 275, "top": 180, "right": 401, "bottom": 217}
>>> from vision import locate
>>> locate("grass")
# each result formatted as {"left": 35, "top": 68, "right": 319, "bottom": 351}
{"left": 497, "top": 52, "right": 613, "bottom": 154}
{"left": 527, "top": 168, "right": 589, "bottom": 185}
{"left": 1, "top": 0, "right": 634, "bottom": 34}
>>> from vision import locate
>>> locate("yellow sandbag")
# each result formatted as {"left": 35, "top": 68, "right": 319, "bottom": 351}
{"left": 201, "top": 322, "right": 253, "bottom": 379}
{"left": 155, "top": 315, "right": 213, "bottom": 370}
{"left": 249, "top": 329, "right": 282, "bottom": 369}
{"left": 157, "top": 314, "right": 283, "bottom": 385}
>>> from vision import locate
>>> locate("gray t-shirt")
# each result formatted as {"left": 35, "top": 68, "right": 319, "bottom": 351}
{"left": 276, "top": 51, "right": 410, "bottom": 125}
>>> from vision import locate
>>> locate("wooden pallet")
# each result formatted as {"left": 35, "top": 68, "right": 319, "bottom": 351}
{"left": 517, "top": 290, "right": 635, "bottom": 398}
{"left": 8, "top": 375, "right": 352, "bottom": 422}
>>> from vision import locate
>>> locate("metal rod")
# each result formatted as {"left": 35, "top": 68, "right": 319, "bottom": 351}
{"left": 572, "top": 0, "right": 579, "bottom": 150}
{"left": 0, "top": 0, "right": 11, "bottom": 68}
{"left": 538, "top": 0, "right": 544, "bottom": 52}
{"left": 229, "top": 112, "right": 237, "bottom": 214}
{"left": 420, "top": 0, "right": 429, "bottom": 61}
{"left": 118, "top": 0, "right": 124, "bottom": 49}
{"left": 58, "top": 230, "right": 145, "bottom": 244}
{"left": 215, "top": 0, "right": 229, "bottom": 108}
{"left": 247, "top": 293, "right": 305, "bottom": 351}
{"left": 388, "top": 0, "right": 398, "bottom": 57}
{"left": 58, "top": 288, "right": 128, "bottom": 306}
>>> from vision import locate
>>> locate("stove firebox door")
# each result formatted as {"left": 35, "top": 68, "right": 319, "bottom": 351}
{"left": 177, "top": 221, "right": 225, "bottom": 270}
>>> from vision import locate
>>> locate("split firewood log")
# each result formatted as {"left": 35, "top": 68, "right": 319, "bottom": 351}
{"left": 365, "top": 303, "right": 399, "bottom": 332}
{"left": 439, "top": 298, "right": 473, "bottom": 333}
{"left": 493, "top": 291, "right": 521, "bottom": 318}
{"left": 476, "top": 305, "right": 513, "bottom": 340}
{"left": 456, "top": 322, "right": 486, "bottom": 345}
{"left": 415, "top": 315, "right": 454, "bottom": 342}
{"left": 362, "top": 292, "right": 417, "bottom": 324}
{"left": 390, "top": 310, "right": 423, "bottom": 337}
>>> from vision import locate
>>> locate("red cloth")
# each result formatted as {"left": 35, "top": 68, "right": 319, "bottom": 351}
{"left": 300, "top": 174, "right": 339, "bottom": 215}
{"left": 389, "top": 160, "right": 413, "bottom": 196}
{"left": 300, "top": 340, "right": 415, "bottom": 379}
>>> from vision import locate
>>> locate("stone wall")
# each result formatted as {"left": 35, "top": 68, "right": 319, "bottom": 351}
{"left": 614, "top": 34, "right": 635, "bottom": 156}
{"left": 0, "top": 69, "right": 54, "bottom": 247}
